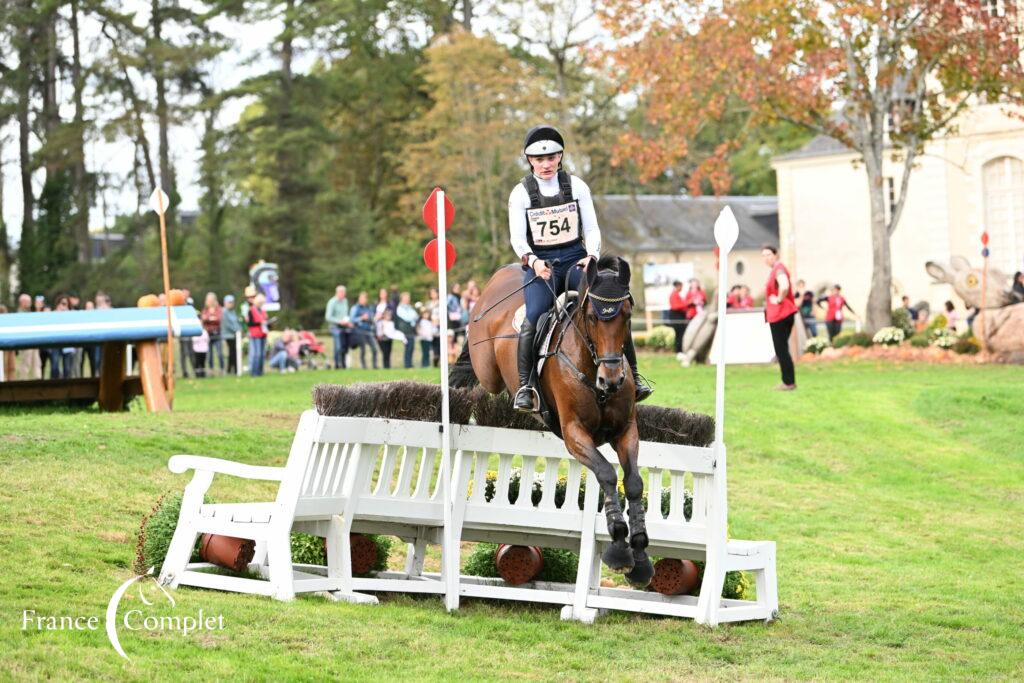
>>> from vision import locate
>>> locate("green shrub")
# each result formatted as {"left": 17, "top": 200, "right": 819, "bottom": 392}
{"left": 953, "top": 336, "right": 981, "bottom": 355}
{"left": 927, "top": 313, "right": 948, "bottom": 331}
{"left": 645, "top": 325, "right": 675, "bottom": 350}
{"left": 833, "top": 331, "right": 872, "bottom": 348}
{"left": 135, "top": 492, "right": 199, "bottom": 574}
{"left": 890, "top": 308, "right": 915, "bottom": 338}
{"left": 909, "top": 333, "right": 931, "bottom": 348}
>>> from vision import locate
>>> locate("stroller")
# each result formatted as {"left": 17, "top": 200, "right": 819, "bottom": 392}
{"left": 298, "top": 330, "right": 327, "bottom": 370}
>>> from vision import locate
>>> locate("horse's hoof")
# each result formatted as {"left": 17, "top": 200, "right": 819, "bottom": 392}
{"left": 602, "top": 544, "right": 634, "bottom": 573}
{"left": 625, "top": 556, "right": 654, "bottom": 589}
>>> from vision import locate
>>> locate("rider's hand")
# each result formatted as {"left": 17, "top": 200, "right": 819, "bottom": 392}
{"left": 576, "top": 255, "right": 593, "bottom": 268}
{"left": 533, "top": 259, "right": 552, "bottom": 280}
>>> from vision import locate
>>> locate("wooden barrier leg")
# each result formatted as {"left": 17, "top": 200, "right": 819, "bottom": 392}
{"left": 97, "top": 342, "right": 128, "bottom": 412}
{"left": 137, "top": 341, "right": 170, "bottom": 413}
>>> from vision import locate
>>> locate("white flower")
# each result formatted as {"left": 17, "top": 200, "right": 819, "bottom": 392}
{"left": 872, "top": 326, "right": 905, "bottom": 346}
{"left": 804, "top": 337, "right": 830, "bottom": 354}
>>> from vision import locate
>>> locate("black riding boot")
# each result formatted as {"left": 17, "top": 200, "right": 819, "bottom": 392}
{"left": 514, "top": 319, "right": 539, "bottom": 412}
{"left": 624, "top": 331, "right": 653, "bottom": 402}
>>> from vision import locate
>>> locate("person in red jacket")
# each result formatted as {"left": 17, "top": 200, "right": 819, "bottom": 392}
{"left": 816, "top": 285, "right": 856, "bottom": 341}
{"left": 761, "top": 245, "right": 798, "bottom": 390}
{"left": 667, "top": 280, "right": 688, "bottom": 355}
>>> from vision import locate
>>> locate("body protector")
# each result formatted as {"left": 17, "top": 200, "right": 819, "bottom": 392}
{"left": 521, "top": 170, "right": 583, "bottom": 252}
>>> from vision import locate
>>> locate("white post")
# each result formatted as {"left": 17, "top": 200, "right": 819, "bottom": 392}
{"left": 436, "top": 190, "right": 457, "bottom": 611}
{"left": 235, "top": 331, "right": 243, "bottom": 377}
{"left": 126, "top": 344, "right": 133, "bottom": 376}
{"left": 697, "top": 207, "right": 738, "bottom": 627}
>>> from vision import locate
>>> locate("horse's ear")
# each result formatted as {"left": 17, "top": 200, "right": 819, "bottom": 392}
{"left": 585, "top": 258, "right": 599, "bottom": 287}
{"left": 616, "top": 258, "right": 631, "bottom": 288}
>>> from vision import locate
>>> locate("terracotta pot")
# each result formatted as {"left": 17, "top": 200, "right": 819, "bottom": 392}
{"left": 649, "top": 558, "right": 700, "bottom": 596}
{"left": 199, "top": 534, "right": 256, "bottom": 573}
{"left": 350, "top": 534, "right": 378, "bottom": 574}
{"left": 495, "top": 544, "right": 544, "bottom": 585}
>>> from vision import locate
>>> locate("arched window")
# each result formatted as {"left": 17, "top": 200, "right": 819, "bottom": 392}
{"left": 982, "top": 156, "right": 1024, "bottom": 274}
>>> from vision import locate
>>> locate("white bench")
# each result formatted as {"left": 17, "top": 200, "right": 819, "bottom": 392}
{"left": 159, "top": 411, "right": 777, "bottom": 625}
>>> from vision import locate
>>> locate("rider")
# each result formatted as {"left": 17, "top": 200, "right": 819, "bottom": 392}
{"left": 509, "top": 124, "right": 653, "bottom": 412}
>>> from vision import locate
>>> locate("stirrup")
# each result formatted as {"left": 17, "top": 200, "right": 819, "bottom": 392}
{"left": 514, "top": 385, "right": 539, "bottom": 413}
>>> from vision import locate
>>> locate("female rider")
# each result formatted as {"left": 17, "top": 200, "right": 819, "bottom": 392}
{"left": 509, "top": 124, "right": 652, "bottom": 412}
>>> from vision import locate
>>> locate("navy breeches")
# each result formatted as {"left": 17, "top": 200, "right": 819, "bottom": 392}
{"left": 523, "top": 245, "right": 587, "bottom": 326}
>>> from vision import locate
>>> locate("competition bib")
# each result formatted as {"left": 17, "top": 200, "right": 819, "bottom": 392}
{"left": 526, "top": 201, "right": 581, "bottom": 247}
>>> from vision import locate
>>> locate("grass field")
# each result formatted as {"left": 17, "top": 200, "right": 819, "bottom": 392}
{"left": 2, "top": 356, "right": 1023, "bottom": 681}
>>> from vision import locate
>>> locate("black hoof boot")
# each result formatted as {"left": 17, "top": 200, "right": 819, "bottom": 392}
{"left": 602, "top": 543, "right": 635, "bottom": 574}
{"left": 625, "top": 551, "right": 654, "bottom": 588}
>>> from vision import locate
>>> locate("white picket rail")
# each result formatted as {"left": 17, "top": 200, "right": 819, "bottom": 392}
{"left": 159, "top": 412, "right": 777, "bottom": 625}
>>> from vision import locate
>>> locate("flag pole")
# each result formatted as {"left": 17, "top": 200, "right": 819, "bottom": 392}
{"left": 152, "top": 188, "right": 175, "bottom": 407}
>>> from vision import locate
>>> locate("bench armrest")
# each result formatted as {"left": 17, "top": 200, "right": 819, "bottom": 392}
{"left": 168, "top": 455, "right": 286, "bottom": 482}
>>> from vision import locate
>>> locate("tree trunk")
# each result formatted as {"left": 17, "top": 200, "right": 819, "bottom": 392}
{"left": 71, "top": 0, "right": 91, "bottom": 264}
{"left": 16, "top": 11, "right": 35, "bottom": 292}
{"left": 863, "top": 155, "right": 893, "bottom": 333}
{"left": 462, "top": 0, "right": 472, "bottom": 30}
{"left": 152, "top": 0, "right": 176, "bottom": 232}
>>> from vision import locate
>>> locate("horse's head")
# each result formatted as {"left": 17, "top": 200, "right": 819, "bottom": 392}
{"left": 582, "top": 255, "right": 633, "bottom": 397}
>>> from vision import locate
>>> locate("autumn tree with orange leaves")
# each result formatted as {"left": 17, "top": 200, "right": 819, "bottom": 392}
{"left": 600, "top": 0, "right": 1024, "bottom": 331}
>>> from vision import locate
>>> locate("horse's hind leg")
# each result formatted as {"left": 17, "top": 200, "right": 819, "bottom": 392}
{"left": 564, "top": 423, "right": 633, "bottom": 573}
{"left": 613, "top": 426, "right": 653, "bottom": 588}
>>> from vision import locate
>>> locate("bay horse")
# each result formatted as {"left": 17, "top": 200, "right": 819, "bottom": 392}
{"left": 456, "top": 255, "right": 653, "bottom": 587}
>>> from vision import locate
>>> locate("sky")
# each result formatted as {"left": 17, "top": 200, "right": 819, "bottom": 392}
{"left": 0, "top": 1, "right": 604, "bottom": 245}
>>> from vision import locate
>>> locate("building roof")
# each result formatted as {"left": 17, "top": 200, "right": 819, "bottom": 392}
{"left": 594, "top": 195, "right": 779, "bottom": 253}
{"left": 772, "top": 134, "right": 853, "bottom": 162}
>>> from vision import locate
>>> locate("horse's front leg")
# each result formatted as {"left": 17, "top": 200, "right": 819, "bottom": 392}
{"left": 563, "top": 422, "right": 633, "bottom": 573}
{"left": 612, "top": 423, "right": 654, "bottom": 588}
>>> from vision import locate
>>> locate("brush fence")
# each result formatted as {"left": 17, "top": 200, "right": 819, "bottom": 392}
{"left": 159, "top": 411, "right": 777, "bottom": 625}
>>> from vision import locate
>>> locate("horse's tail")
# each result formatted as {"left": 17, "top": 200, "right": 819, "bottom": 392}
{"left": 449, "top": 342, "right": 479, "bottom": 388}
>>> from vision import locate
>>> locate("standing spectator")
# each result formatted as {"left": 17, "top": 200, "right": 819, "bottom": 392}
{"left": 395, "top": 292, "right": 419, "bottom": 369}
{"left": 683, "top": 279, "right": 707, "bottom": 320}
{"left": 376, "top": 309, "right": 407, "bottom": 368}
{"left": 817, "top": 285, "right": 856, "bottom": 341}
{"left": 349, "top": 291, "right": 379, "bottom": 369}
{"left": 178, "top": 288, "right": 195, "bottom": 378}
{"left": 221, "top": 295, "right": 242, "bottom": 375}
{"left": 762, "top": 245, "right": 798, "bottom": 391}
{"left": 201, "top": 292, "right": 225, "bottom": 375}
{"left": 192, "top": 327, "right": 209, "bottom": 378}
{"left": 33, "top": 295, "right": 49, "bottom": 378}
{"left": 799, "top": 289, "right": 817, "bottom": 338}
{"left": 0, "top": 305, "right": 13, "bottom": 381}
{"left": 416, "top": 308, "right": 435, "bottom": 368}
{"left": 463, "top": 280, "right": 480, "bottom": 316}
{"left": 375, "top": 289, "right": 395, "bottom": 369}
{"left": 325, "top": 285, "right": 352, "bottom": 369}
{"left": 944, "top": 300, "right": 960, "bottom": 332}
{"left": 247, "top": 293, "right": 268, "bottom": 376}
{"left": 52, "top": 295, "right": 76, "bottom": 379}
{"left": 427, "top": 287, "right": 442, "bottom": 366}
{"left": 447, "top": 283, "right": 465, "bottom": 341}
{"left": 14, "top": 294, "right": 41, "bottom": 380}
{"left": 1011, "top": 271, "right": 1024, "bottom": 304}
{"left": 667, "top": 280, "right": 688, "bottom": 357}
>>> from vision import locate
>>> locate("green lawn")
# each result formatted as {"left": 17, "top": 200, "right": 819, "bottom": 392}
{"left": 2, "top": 357, "right": 1023, "bottom": 680}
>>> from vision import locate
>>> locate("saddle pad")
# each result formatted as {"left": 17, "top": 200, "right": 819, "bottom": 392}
{"left": 512, "top": 291, "right": 577, "bottom": 333}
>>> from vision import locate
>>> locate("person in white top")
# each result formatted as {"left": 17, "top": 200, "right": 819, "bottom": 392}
{"left": 509, "top": 124, "right": 651, "bottom": 411}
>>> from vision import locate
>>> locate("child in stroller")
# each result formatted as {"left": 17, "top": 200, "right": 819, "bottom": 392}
{"left": 298, "top": 330, "right": 327, "bottom": 370}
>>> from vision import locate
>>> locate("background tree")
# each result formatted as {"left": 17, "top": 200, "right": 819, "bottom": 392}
{"left": 600, "top": 0, "right": 1024, "bottom": 331}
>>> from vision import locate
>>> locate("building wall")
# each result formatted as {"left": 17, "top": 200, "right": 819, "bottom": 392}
{"left": 773, "top": 104, "right": 1024, "bottom": 320}
{"left": 631, "top": 248, "right": 770, "bottom": 306}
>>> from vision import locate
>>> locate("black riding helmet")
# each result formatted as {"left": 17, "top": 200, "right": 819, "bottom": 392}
{"left": 523, "top": 125, "right": 565, "bottom": 157}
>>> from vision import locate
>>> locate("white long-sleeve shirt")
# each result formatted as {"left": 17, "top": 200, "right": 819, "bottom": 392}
{"left": 508, "top": 173, "right": 601, "bottom": 259}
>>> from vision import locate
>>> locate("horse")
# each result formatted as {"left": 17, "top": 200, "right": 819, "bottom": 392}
{"left": 453, "top": 255, "right": 654, "bottom": 587}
